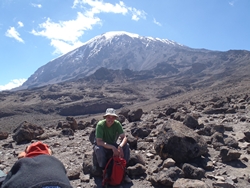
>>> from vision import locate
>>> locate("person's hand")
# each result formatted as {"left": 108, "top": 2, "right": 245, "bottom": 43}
{"left": 118, "top": 145, "right": 124, "bottom": 158}
{"left": 112, "top": 146, "right": 119, "bottom": 156}
{"left": 18, "top": 151, "right": 26, "bottom": 159}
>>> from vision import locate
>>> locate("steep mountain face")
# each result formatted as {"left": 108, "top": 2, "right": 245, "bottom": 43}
{"left": 20, "top": 31, "right": 250, "bottom": 89}
{"left": 19, "top": 31, "right": 195, "bottom": 89}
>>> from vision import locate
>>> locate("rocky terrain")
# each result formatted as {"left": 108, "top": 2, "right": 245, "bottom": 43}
{"left": 1, "top": 67, "right": 250, "bottom": 187}
{"left": 1, "top": 32, "right": 250, "bottom": 187}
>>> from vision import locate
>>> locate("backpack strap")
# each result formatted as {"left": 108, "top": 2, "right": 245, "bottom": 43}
{"left": 102, "top": 157, "right": 113, "bottom": 186}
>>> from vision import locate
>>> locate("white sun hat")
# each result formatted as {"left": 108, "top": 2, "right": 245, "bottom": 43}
{"left": 103, "top": 108, "right": 118, "bottom": 118}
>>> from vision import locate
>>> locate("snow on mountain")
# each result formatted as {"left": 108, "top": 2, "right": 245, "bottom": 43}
{"left": 82, "top": 31, "right": 182, "bottom": 49}
{"left": 20, "top": 31, "right": 212, "bottom": 89}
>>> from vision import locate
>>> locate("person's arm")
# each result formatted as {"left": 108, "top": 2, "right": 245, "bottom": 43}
{"left": 96, "top": 138, "right": 119, "bottom": 156}
{"left": 117, "top": 133, "right": 127, "bottom": 158}
{"left": 118, "top": 133, "right": 127, "bottom": 148}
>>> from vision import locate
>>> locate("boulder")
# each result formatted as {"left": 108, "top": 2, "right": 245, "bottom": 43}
{"left": 220, "top": 146, "right": 241, "bottom": 162}
{"left": 57, "top": 117, "right": 78, "bottom": 131}
{"left": 183, "top": 115, "right": 200, "bottom": 129}
{"left": 88, "top": 129, "right": 96, "bottom": 145}
{"left": 182, "top": 163, "right": 205, "bottom": 180}
{"left": 165, "top": 107, "right": 177, "bottom": 115}
{"left": 131, "top": 127, "right": 151, "bottom": 139}
{"left": 127, "top": 163, "right": 146, "bottom": 176}
{"left": 61, "top": 128, "right": 74, "bottom": 136}
{"left": 211, "top": 132, "right": 224, "bottom": 149}
{"left": 224, "top": 136, "right": 239, "bottom": 148}
{"left": 66, "top": 116, "right": 78, "bottom": 131}
{"left": 128, "top": 109, "right": 143, "bottom": 122}
{"left": 154, "top": 119, "right": 208, "bottom": 163}
{"left": 12, "top": 121, "right": 44, "bottom": 143}
{"left": 118, "top": 108, "right": 130, "bottom": 118}
{"left": 196, "top": 124, "right": 225, "bottom": 136}
{"left": 149, "top": 166, "right": 184, "bottom": 187}
{"left": 244, "top": 131, "right": 250, "bottom": 142}
{"left": 0, "top": 132, "right": 8, "bottom": 140}
{"left": 78, "top": 121, "right": 91, "bottom": 130}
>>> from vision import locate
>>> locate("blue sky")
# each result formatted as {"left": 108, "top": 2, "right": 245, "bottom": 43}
{"left": 0, "top": 0, "right": 249, "bottom": 91}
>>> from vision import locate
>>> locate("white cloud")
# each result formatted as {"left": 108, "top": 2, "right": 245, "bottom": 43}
{"left": 50, "top": 38, "right": 84, "bottom": 55}
{"left": 31, "top": 3, "right": 42, "bottom": 8}
{"left": 5, "top": 27, "right": 24, "bottom": 43}
{"left": 31, "top": 12, "right": 100, "bottom": 54}
{"left": 229, "top": 0, "right": 238, "bottom": 6}
{"left": 128, "top": 7, "right": 146, "bottom": 21}
{"left": 18, "top": 21, "right": 24, "bottom": 27}
{"left": 0, "top": 79, "right": 27, "bottom": 91}
{"left": 153, "top": 18, "right": 162, "bottom": 26}
{"left": 31, "top": 0, "right": 146, "bottom": 55}
{"left": 76, "top": 0, "right": 128, "bottom": 15}
{"left": 74, "top": 0, "right": 146, "bottom": 20}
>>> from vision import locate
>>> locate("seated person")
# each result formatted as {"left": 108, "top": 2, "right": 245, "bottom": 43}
{"left": 93, "top": 108, "right": 131, "bottom": 182}
{"left": 1, "top": 141, "right": 72, "bottom": 188}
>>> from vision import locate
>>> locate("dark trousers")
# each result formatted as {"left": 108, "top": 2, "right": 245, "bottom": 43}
{"left": 94, "top": 143, "right": 130, "bottom": 169}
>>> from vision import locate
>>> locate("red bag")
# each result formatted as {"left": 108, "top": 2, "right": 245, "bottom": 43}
{"left": 102, "top": 156, "right": 126, "bottom": 186}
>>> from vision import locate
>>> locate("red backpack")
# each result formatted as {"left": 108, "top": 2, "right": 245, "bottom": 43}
{"left": 102, "top": 156, "right": 126, "bottom": 186}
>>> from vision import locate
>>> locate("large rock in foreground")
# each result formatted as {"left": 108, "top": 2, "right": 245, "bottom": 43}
{"left": 154, "top": 119, "right": 208, "bottom": 163}
{"left": 12, "top": 121, "right": 44, "bottom": 144}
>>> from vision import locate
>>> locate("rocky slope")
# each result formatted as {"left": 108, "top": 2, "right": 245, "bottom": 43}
{"left": 1, "top": 42, "right": 250, "bottom": 187}
{"left": 1, "top": 77, "right": 250, "bottom": 187}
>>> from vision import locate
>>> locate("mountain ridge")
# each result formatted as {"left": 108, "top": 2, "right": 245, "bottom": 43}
{"left": 18, "top": 31, "right": 208, "bottom": 90}
{"left": 15, "top": 31, "right": 250, "bottom": 91}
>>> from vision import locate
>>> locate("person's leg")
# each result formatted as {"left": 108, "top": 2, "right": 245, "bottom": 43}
{"left": 122, "top": 143, "right": 130, "bottom": 163}
{"left": 122, "top": 143, "right": 132, "bottom": 183}
{"left": 94, "top": 145, "right": 108, "bottom": 169}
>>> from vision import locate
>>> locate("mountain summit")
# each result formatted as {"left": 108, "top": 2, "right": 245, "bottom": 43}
{"left": 20, "top": 31, "right": 189, "bottom": 89}
{"left": 20, "top": 31, "right": 249, "bottom": 90}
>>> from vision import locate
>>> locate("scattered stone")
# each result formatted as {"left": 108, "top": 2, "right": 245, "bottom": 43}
{"left": 162, "top": 158, "right": 175, "bottom": 168}
{"left": 183, "top": 115, "right": 200, "bottom": 129}
{"left": 0, "top": 132, "right": 8, "bottom": 140}
{"left": 212, "top": 181, "right": 236, "bottom": 188}
{"left": 182, "top": 163, "right": 205, "bottom": 180}
{"left": 1, "top": 92, "right": 250, "bottom": 187}
{"left": 220, "top": 146, "right": 241, "bottom": 162}
{"left": 127, "top": 163, "right": 146, "bottom": 176}
{"left": 173, "top": 178, "right": 210, "bottom": 188}
{"left": 128, "top": 108, "right": 143, "bottom": 122}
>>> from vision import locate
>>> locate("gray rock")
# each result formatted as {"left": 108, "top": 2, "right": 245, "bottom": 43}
{"left": 154, "top": 119, "right": 208, "bottom": 163}
{"left": 173, "top": 178, "right": 210, "bottom": 188}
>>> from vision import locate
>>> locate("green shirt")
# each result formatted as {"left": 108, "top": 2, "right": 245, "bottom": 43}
{"left": 95, "top": 119, "right": 124, "bottom": 144}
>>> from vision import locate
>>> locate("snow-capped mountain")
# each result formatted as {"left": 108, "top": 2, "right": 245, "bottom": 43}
{"left": 20, "top": 31, "right": 249, "bottom": 89}
{"left": 20, "top": 31, "right": 187, "bottom": 88}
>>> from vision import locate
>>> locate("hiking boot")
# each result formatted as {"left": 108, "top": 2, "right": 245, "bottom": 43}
{"left": 124, "top": 175, "right": 132, "bottom": 183}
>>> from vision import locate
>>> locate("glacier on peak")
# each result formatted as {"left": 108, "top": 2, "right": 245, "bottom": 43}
{"left": 56, "top": 31, "right": 185, "bottom": 62}
{"left": 82, "top": 31, "right": 179, "bottom": 47}
{"left": 101, "top": 31, "right": 140, "bottom": 40}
